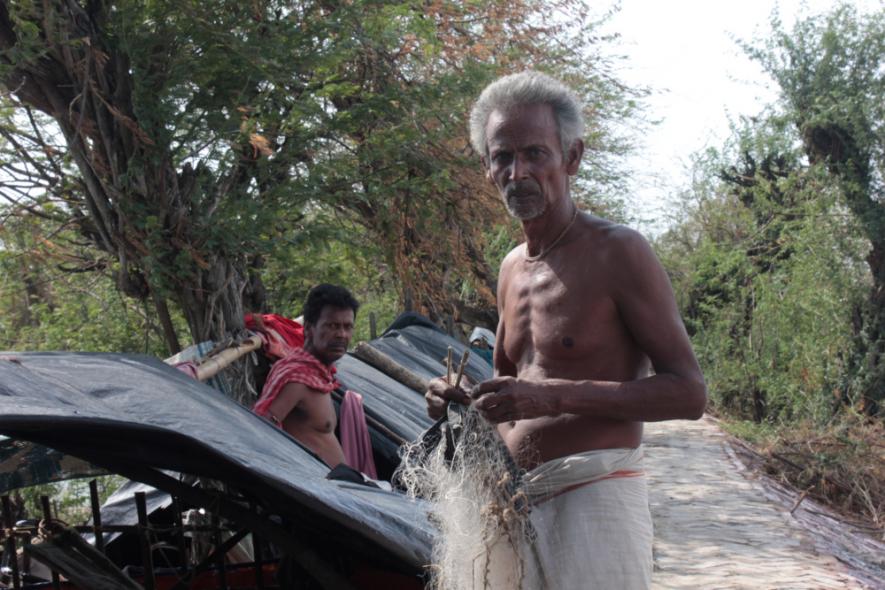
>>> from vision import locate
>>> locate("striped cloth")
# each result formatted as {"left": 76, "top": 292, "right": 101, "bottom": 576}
{"left": 253, "top": 348, "right": 339, "bottom": 421}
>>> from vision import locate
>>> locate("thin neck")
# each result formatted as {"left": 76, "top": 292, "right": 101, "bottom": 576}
{"left": 303, "top": 340, "right": 329, "bottom": 366}
{"left": 523, "top": 200, "right": 577, "bottom": 253}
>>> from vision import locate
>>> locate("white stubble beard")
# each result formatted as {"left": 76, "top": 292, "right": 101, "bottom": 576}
{"left": 504, "top": 181, "right": 547, "bottom": 221}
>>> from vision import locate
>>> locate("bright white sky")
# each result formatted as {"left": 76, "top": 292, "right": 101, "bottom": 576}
{"left": 599, "top": 0, "right": 883, "bottom": 234}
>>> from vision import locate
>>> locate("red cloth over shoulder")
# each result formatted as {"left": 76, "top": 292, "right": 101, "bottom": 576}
{"left": 253, "top": 348, "right": 339, "bottom": 421}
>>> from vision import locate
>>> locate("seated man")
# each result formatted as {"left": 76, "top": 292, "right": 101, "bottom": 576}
{"left": 253, "top": 284, "right": 359, "bottom": 468}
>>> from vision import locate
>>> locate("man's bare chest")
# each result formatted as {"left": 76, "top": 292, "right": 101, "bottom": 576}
{"left": 501, "top": 264, "right": 622, "bottom": 365}
{"left": 289, "top": 390, "right": 337, "bottom": 433}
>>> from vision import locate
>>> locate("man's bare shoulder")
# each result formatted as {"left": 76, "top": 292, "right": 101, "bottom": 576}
{"left": 501, "top": 243, "right": 524, "bottom": 268}
{"left": 580, "top": 217, "right": 655, "bottom": 265}
{"left": 266, "top": 380, "right": 326, "bottom": 423}
{"left": 594, "top": 222, "right": 673, "bottom": 308}
{"left": 275, "top": 381, "right": 329, "bottom": 411}
{"left": 281, "top": 381, "right": 325, "bottom": 396}
{"left": 576, "top": 213, "right": 637, "bottom": 240}
{"left": 497, "top": 243, "right": 524, "bottom": 286}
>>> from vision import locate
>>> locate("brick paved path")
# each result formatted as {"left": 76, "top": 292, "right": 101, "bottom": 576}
{"left": 645, "top": 417, "right": 884, "bottom": 589}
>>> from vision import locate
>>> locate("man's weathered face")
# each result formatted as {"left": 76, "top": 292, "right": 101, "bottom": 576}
{"left": 484, "top": 103, "right": 578, "bottom": 220}
{"left": 305, "top": 306, "right": 355, "bottom": 365}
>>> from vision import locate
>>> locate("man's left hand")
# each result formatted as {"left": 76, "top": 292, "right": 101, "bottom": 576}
{"left": 470, "top": 377, "right": 557, "bottom": 423}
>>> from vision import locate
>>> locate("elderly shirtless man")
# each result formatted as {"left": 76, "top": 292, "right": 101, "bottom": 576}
{"left": 254, "top": 284, "right": 358, "bottom": 468}
{"left": 426, "top": 72, "right": 707, "bottom": 588}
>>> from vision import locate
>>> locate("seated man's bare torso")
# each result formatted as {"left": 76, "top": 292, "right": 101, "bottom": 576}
{"left": 272, "top": 382, "right": 346, "bottom": 468}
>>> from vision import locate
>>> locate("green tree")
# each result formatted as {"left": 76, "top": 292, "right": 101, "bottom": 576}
{"left": 0, "top": 211, "right": 177, "bottom": 353}
{"left": 744, "top": 4, "right": 885, "bottom": 411}
{"left": 0, "top": 0, "right": 644, "bottom": 359}
{"left": 658, "top": 115, "right": 868, "bottom": 424}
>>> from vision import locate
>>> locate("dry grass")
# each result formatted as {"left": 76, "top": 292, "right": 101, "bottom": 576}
{"left": 720, "top": 412, "right": 885, "bottom": 531}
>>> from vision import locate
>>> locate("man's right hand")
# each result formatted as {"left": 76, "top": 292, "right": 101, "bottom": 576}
{"left": 424, "top": 377, "right": 472, "bottom": 419}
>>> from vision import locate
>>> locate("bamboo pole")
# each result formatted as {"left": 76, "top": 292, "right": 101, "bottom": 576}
{"left": 88, "top": 480, "right": 104, "bottom": 554}
{"left": 194, "top": 335, "right": 263, "bottom": 382}
{"left": 135, "top": 492, "right": 155, "bottom": 590}
{"left": 351, "top": 342, "right": 429, "bottom": 394}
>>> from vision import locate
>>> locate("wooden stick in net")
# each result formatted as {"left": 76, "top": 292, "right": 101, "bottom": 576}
{"left": 453, "top": 349, "right": 470, "bottom": 389}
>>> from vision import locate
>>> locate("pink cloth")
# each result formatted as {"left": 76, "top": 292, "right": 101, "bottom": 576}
{"left": 253, "top": 348, "right": 339, "bottom": 421}
{"left": 339, "top": 390, "right": 378, "bottom": 479}
{"left": 174, "top": 361, "right": 199, "bottom": 380}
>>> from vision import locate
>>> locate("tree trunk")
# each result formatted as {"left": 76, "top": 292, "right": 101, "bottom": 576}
{"left": 151, "top": 291, "right": 181, "bottom": 355}
{"left": 0, "top": 2, "right": 251, "bottom": 354}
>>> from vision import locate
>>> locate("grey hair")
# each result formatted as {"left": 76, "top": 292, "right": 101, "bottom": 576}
{"left": 469, "top": 71, "right": 585, "bottom": 157}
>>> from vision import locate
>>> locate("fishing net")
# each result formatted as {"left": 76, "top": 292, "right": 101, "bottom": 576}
{"left": 396, "top": 403, "right": 541, "bottom": 589}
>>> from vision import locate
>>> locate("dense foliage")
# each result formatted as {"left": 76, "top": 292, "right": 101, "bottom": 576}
{"left": 658, "top": 4, "right": 884, "bottom": 422}
{"left": 655, "top": 4, "right": 884, "bottom": 523}
{"left": 747, "top": 4, "right": 885, "bottom": 414}
{"left": 0, "top": 0, "right": 643, "bottom": 354}
{"left": 659, "top": 118, "right": 869, "bottom": 423}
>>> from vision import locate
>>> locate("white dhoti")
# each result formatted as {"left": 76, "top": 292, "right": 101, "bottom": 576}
{"left": 521, "top": 447, "right": 653, "bottom": 589}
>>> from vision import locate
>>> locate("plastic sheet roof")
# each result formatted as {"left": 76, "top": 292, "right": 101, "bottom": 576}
{"left": 0, "top": 319, "right": 492, "bottom": 571}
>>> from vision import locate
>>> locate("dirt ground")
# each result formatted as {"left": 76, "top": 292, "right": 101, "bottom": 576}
{"left": 644, "top": 417, "right": 885, "bottom": 589}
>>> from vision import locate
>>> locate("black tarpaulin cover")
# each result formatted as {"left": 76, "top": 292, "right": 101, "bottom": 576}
{"left": 0, "top": 352, "right": 433, "bottom": 569}
{"left": 83, "top": 479, "right": 173, "bottom": 545}
{"left": 0, "top": 321, "right": 494, "bottom": 570}
{"left": 0, "top": 434, "right": 107, "bottom": 491}
{"left": 369, "top": 324, "right": 493, "bottom": 387}
{"left": 335, "top": 322, "right": 492, "bottom": 454}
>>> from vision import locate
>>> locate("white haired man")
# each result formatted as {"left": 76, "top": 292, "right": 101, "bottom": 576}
{"left": 425, "top": 71, "right": 707, "bottom": 588}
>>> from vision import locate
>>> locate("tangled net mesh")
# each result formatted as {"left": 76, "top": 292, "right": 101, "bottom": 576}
{"left": 397, "top": 405, "right": 540, "bottom": 590}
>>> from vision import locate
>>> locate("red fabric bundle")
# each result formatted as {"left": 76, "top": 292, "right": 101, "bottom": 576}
{"left": 245, "top": 313, "right": 305, "bottom": 359}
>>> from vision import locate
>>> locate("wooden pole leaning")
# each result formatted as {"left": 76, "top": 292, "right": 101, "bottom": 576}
{"left": 351, "top": 342, "right": 429, "bottom": 394}
{"left": 194, "top": 335, "right": 264, "bottom": 382}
